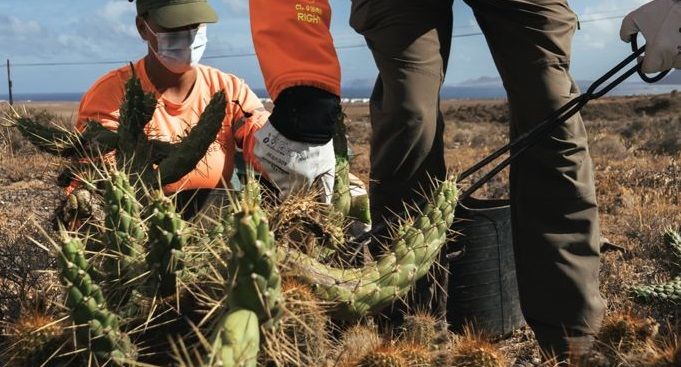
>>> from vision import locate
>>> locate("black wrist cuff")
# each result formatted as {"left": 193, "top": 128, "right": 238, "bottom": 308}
{"left": 269, "top": 86, "right": 341, "bottom": 144}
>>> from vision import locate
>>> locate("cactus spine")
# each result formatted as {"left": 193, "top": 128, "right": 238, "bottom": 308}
{"left": 598, "top": 312, "right": 659, "bottom": 355}
{"left": 1, "top": 310, "right": 65, "bottom": 367}
{"left": 357, "top": 346, "right": 408, "bottom": 367}
{"left": 58, "top": 232, "right": 134, "bottom": 364}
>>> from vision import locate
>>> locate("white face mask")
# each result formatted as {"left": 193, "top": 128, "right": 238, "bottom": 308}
{"left": 145, "top": 20, "right": 207, "bottom": 74}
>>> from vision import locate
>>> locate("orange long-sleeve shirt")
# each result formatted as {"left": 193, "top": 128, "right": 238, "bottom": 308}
{"left": 250, "top": 0, "right": 340, "bottom": 100}
{"left": 76, "top": 58, "right": 268, "bottom": 193}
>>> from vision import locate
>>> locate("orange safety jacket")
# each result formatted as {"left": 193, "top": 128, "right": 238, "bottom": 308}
{"left": 73, "top": 58, "right": 268, "bottom": 195}
{"left": 250, "top": 0, "right": 341, "bottom": 100}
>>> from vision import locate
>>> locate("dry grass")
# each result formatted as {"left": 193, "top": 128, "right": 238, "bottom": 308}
{"left": 1, "top": 93, "right": 681, "bottom": 365}
{"left": 343, "top": 93, "right": 681, "bottom": 365}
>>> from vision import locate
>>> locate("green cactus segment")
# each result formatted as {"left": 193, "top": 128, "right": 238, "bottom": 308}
{"left": 117, "top": 66, "right": 157, "bottom": 168}
{"left": 333, "top": 112, "right": 349, "bottom": 159}
{"left": 285, "top": 178, "right": 457, "bottom": 319}
{"left": 631, "top": 277, "right": 681, "bottom": 302}
{"left": 58, "top": 233, "right": 134, "bottom": 364}
{"left": 664, "top": 228, "right": 681, "bottom": 262}
{"left": 332, "top": 113, "right": 370, "bottom": 224}
{"left": 146, "top": 190, "right": 187, "bottom": 296}
{"left": 215, "top": 309, "right": 260, "bottom": 367}
{"left": 14, "top": 115, "right": 176, "bottom": 163}
{"left": 332, "top": 112, "right": 352, "bottom": 218}
{"left": 333, "top": 156, "right": 352, "bottom": 217}
{"left": 78, "top": 120, "right": 120, "bottom": 153}
{"left": 14, "top": 69, "right": 227, "bottom": 190}
{"left": 632, "top": 227, "right": 681, "bottom": 304}
{"left": 103, "top": 171, "right": 146, "bottom": 284}
{"left": 15, "top": 117, "right": 77, "bottom": 156}
{"left": 228, "top": 205, "right": 283, "bottom": 326}
{"left": 156, "top": 90, "right": 227, "bottom": 185}
{"left": 349, "top": 188, "right": 371, "bottom": 224}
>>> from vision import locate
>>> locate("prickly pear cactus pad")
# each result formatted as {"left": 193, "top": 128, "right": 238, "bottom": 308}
{"left": 283, "top": 177, "right": 458, "bottom": 319}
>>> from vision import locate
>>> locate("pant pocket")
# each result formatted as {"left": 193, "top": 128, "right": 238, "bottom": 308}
{"left": 349, "top": 0, "right": 373, "bottom": 34}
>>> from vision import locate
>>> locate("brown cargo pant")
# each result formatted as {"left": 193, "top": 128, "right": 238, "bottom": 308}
{"left": 350, "top": 0, "right": 605, "bottom": 357}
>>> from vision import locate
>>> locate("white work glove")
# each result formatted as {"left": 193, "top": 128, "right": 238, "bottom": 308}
{"left": 620, "top": 0, "right": 681, "bottom": 73}
{"left": 252, "top": 121, "right": 335, "bottom": 202}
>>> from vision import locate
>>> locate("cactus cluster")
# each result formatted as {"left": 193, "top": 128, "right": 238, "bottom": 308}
{"left": 284, "top": 177, "right": 458, "bottom": 319}
{"left": 4, "top": 71, "right": 464, "bottom": 367}
{"left": 10, "top": 64, "right": 226, "bottom": 189}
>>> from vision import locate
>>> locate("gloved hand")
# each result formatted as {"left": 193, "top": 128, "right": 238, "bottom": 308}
{"left": 237, "top": 86, "right": 339, "bottom": 202}
{"left": 251, "top": 121, "right": 335, "bottom": 202}
{"left": 620, "top": 0, "right": 681, "bottom": 73}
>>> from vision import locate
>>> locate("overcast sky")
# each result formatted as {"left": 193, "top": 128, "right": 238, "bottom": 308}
{"left": 0, "top": 0, "right": 650, "bottom": 95}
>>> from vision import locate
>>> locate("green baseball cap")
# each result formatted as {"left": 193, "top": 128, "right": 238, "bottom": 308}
{"left": 135, "top": 0, "right": 218, "bottom": 29}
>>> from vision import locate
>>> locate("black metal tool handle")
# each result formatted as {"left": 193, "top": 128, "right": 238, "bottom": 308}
{"left": 457, "top": 45, "right": 646, "bottom": 200}
{"left": 631, "top": 34, "right": 671, "bottom": 84}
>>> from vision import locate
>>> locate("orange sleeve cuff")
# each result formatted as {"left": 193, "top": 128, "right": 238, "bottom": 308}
{"left": 250, "top": 0, "right": 341, "bottom": 100}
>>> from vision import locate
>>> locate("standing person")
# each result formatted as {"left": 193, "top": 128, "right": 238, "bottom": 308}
{"left": 346, "top": 6, "right": 605, "bottom": 343}
{"left": 68, "top": 0, "right": 337, "bottom": 220}
{"left": 248, "top": 0, "right": 680, "bottom": 362}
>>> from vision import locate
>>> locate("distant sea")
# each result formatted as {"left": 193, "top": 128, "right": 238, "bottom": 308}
{"left": 2, "top": 83, "right": 680, "bottom": 103}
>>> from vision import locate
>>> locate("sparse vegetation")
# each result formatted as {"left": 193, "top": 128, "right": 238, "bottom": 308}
{"left": 1, "top": 88, "right": 681, "bottom": 366}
